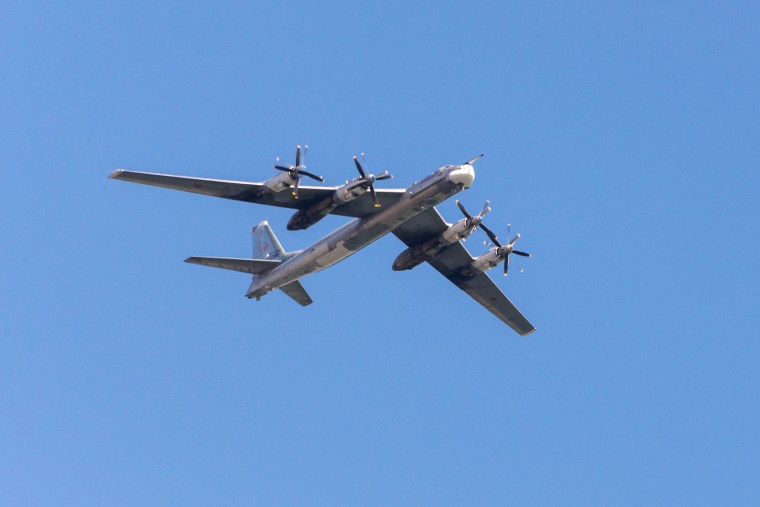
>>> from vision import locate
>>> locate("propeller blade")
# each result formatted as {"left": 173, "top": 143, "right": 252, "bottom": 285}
{"left": 295, "top": 145, "right": 301, "bottom": 168}
{"left": 353, "top": 156, "right": 366, "bottom": 178}
{"left": 456, "top": 200, "right": 472, "bottom": 219}
{"left": 479, "top": 223, "right": 502, "bottom": 248}
{"left": 513, "top": 250, "right": 531, "bottom": 257}
{"left": 509, "top": 233, "right": 521, "bottom": 246}
{"left": 504, "top": 254, "right": 510, "bottom": 276}
{"left": 479, "top": 200, "right": 491, "bottom": 218}
{"left": 375, "top": 171, "right": 393, "bottom": 180}
{"left": 292, "top": 175, "right": 300, "bottom": 198}
{"left": 295, "top": 169, "right": 324, "bottom": 182}
{"left": 274, "top": 165, "right": 293, "bottom": 172}
{"left": 369, "top": 184, "right": 380, "bottom": 207}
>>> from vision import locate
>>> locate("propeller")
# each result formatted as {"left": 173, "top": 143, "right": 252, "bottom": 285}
{"left": 455, "top": 199, "right": 491, "bottom": 240}
{"left": 479, "top": 224, "right": 531, "bottom": 276}
{"left": 274, "top": 145, "right": 324, "bottom": 199}
{"left": 351, "top": 153, "right": 393, "bottom": 208}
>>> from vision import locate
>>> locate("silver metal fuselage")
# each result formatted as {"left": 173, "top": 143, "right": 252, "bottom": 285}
{"left": 247, "top": 164, "right": 476, "bottom": 298}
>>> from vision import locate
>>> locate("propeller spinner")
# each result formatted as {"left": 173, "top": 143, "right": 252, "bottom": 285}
{"left": 273, "top": 145, "right": 324, "bottom": 199}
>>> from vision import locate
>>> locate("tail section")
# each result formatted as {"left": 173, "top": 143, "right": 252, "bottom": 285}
{"left": 252, "top": 221, "right": 285, "bottom": 260}
{"left": 250, "top": 220, "right": 313, "bottom": 305}
{"left": 187, "top": 220, "right": 312, "bottom": 306}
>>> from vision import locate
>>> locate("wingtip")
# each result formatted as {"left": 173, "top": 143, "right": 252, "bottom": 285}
{"left": 108, "top": 169, "right": 124, "bottom": 179}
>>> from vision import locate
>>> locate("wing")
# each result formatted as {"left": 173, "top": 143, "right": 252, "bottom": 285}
{"left": 449, "top": 267, "right": 536, "bottom": 336}
{"left": 109, "top": 169, "right": 405, "bottom": 218}
{"left": 392, "top": 208, "right": 536, "bottom": 336}
{"left": 390, "top": 205, "right": 450, "bottom": 244}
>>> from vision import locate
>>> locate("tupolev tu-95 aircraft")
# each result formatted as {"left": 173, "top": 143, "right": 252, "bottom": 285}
{"left": 109, "top": 146, "right": 536, "bottom": 335}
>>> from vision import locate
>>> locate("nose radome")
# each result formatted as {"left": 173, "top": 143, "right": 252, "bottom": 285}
{"left": 449, "top": 164, "right": 475, "bottom": 188}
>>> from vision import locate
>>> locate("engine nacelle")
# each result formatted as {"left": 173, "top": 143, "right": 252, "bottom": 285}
{"left": 460, "top": 248, "right": 501, "bottom": 276}
{"left": 392, "top": 218, "right": 478, "bottom": 270}
{"left": 259, "top": 171, "right": 296, "bottom": 196}
{"left": 333, "top": 180, "right": 369, "bottom": 204}
{"left": 392, "top": 237, "right": 444, "bottom": 271}
{"left": 287, "top": 181, "right": 370, "bottom": 231}
{"left": 440, "top": 218, "right": 470, "bottom": 244}
{"left": 287, "top": 195, "right": 337, "bottom": 230}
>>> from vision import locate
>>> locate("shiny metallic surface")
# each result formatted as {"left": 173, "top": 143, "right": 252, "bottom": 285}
{"left": 246, "top": 169, "right": 463, "bottom": 297}
{"left": 110, "top": 156, "right": 536, "bottom": 335}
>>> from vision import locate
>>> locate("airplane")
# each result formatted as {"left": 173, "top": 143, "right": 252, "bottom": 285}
{"left": 109, "top": 146, "right": 536, "bottom": 335}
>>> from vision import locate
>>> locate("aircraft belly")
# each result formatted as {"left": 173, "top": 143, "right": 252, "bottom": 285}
{"left": 314, "top": 242, "right": 351, "bottom": 269}
{"left": 248, "top": 178, "right": 462, "bottom": 298}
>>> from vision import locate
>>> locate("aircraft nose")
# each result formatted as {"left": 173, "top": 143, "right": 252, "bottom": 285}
{"left": 449, "top": 164, "right": 475, "bottom": 188}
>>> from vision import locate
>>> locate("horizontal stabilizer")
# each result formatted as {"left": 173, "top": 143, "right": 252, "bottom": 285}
{"left": 185, "top": 256, "right": 280, "bottom": 275}
{"left": 279, "top": 280, "right": 313, "bottom": 307}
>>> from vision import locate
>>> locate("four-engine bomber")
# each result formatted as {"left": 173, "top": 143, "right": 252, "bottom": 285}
{"left": 109, "top": 148, "right": 536, "bottom": 335}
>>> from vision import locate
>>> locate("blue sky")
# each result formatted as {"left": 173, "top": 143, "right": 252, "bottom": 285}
{"left": 2, "top": 1, "right": 759, "bottom": 505}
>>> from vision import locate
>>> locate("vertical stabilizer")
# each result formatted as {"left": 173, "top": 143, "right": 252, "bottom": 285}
{"left": 252, "top": 221, "right": 285, "bottom": 260}
{"left": 248, "top": 221, "right": 312, "bottom": 305}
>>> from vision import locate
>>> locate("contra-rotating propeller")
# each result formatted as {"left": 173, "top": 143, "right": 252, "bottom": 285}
{"left": 480, "top": 224, "right": 531, "bottom": 276}
{"left": 351, "top": 154, "right": 393, "bottom": 208}
{"left": 273, "top": 145, "right": 324, "bottom": 199}
{"left": 455, "top": 199, "right": 492, "bottom": 240}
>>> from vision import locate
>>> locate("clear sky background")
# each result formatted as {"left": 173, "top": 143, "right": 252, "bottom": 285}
{"left": 2, "top": 1, "right": 759, "bottom": 505}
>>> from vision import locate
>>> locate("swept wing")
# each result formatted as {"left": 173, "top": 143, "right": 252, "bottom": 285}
{"left": 109, "top": 170, "right": 405, "bottom": 218}
{"left": 392, "top": 208, "right": 536, "bottom": 336}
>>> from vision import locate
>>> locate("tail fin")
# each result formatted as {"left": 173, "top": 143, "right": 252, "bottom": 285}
{"left": 248, "top": 221, "right": 313, "bottom": 305}
{"left": 252, "top": 220, "right": 286, "bottom": 260}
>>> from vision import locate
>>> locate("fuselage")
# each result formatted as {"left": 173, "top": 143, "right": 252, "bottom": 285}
{"left": 246, "top": 163, "right": 475, "bottom": 299}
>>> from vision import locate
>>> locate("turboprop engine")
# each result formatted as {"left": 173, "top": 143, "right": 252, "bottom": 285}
{"left": 462, "top": 225, "right": 531, "bottom": 277}
{"left": 287, "top": 154, "right": 392, "bottom": 230}
{"left": 392, "top": 200, "right": 492, "bottom": 271}
{"left": 258, "top": 145, "right": 324, "bottom": 198}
